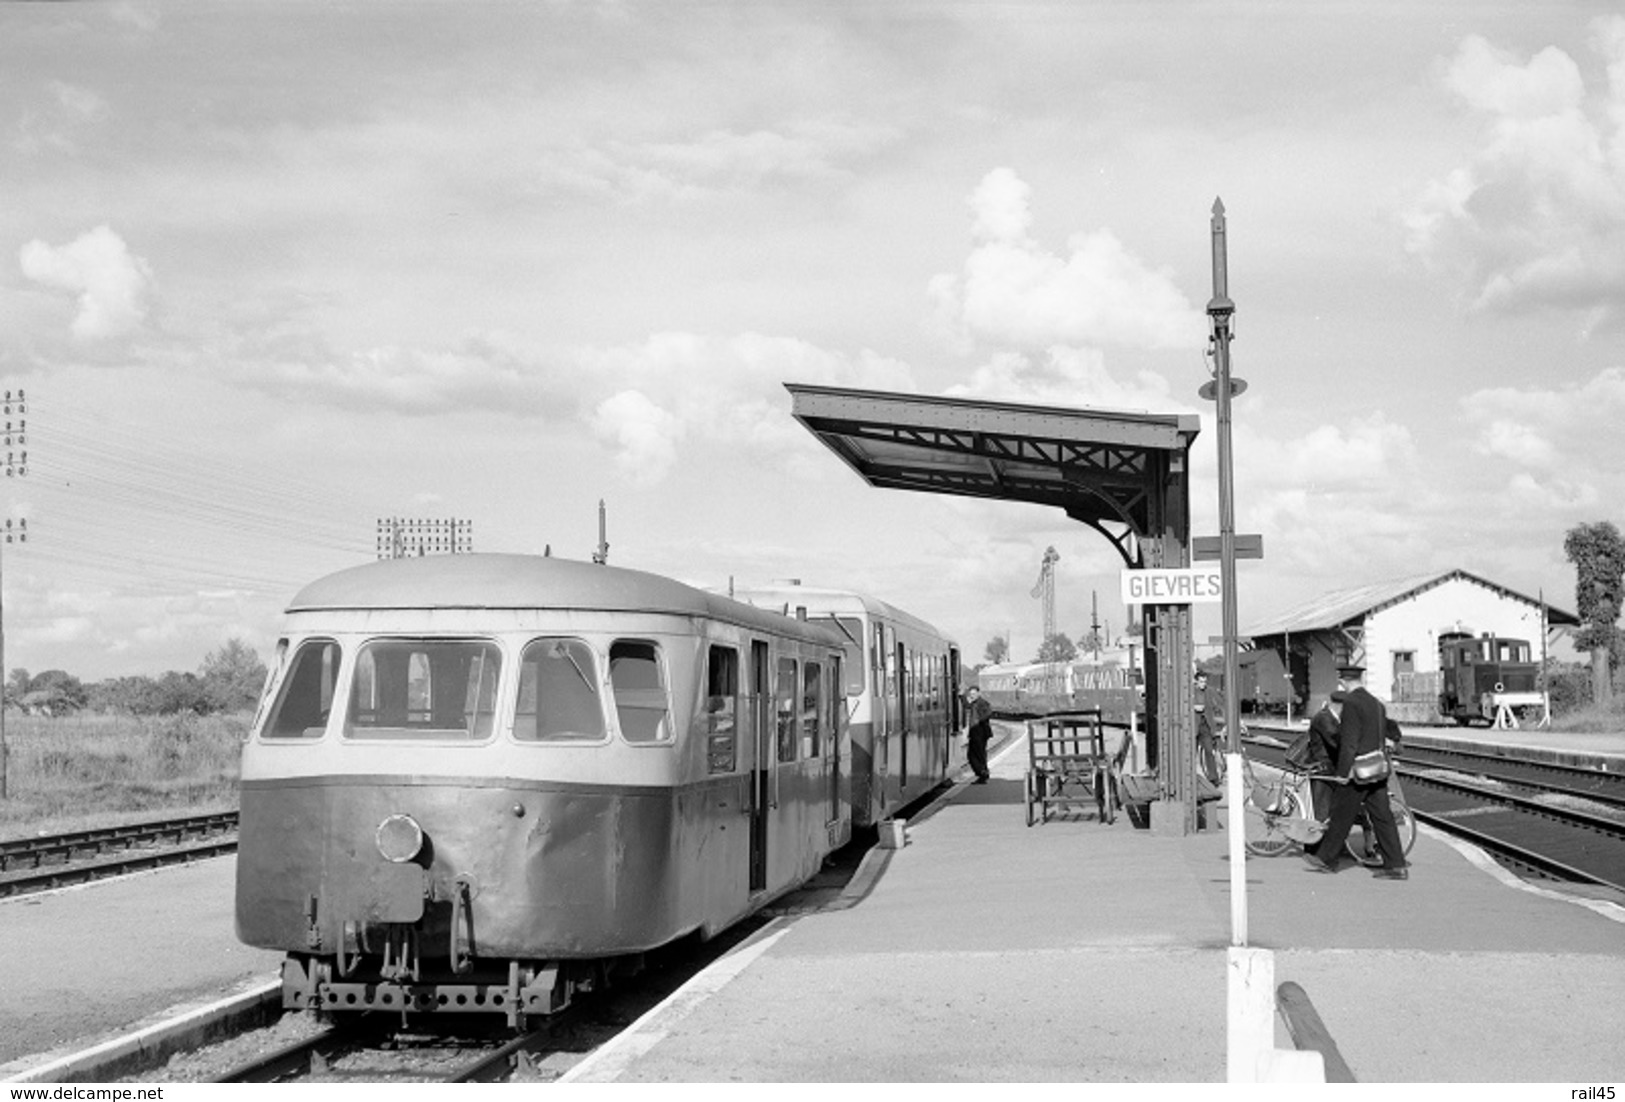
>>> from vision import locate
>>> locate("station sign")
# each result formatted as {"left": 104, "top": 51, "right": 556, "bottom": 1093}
{"left": 1120, "top": 567, "right": 1224, "bottom": 605}
{"left": 1191, "top": 533, "right": 1264, "bottom": 561}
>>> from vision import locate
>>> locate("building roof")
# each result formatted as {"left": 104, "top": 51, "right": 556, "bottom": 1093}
{"left": 1241, "top": 568, "right": 1578, "bottom": 638}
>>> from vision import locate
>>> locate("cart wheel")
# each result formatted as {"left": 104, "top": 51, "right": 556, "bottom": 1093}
{"left": 1024, "top": 771, "right": 1037, "bottom": 827}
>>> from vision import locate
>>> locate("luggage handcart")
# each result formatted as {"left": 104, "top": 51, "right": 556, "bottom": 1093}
{"left": 1025, "top": 709, "right": 1116, "bottom": 826}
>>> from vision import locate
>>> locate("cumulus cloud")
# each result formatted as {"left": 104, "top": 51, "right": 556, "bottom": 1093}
{"left": 543, "top": 119, "right": 900, "bottom": 202}
{"left": 590, "top": 390, "right": 681, "bottom": 485}
{"left": 1461, "top": 367, "right": 1625, "bottom": 503}
{"left": 944, "top": 346, "right": 1177, "bottom": 413}
{"left": 929, "top": 167, "right": 1205, "bottom": 351}
{"left": 581, "top": 331, "right": 918, "bottom": 482}
{"left": 18, "top": 225, "right": 153, "bottom": 341}
{"left": 216, "top": 331, "right": 581, "bottom": 418}
{"left": 1403, "top": 19, "right": 1625, "bottom": 325}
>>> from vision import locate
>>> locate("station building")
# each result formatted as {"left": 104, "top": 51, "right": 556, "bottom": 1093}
{"left": 1239, "top": 568, "right": 1579, "bottom": 722}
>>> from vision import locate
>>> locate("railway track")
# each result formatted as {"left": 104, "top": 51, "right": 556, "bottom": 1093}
{"left": 1241, "top": 733, "right": 1625, "bottom": 895}
{"left": 0, "top": 811, "right": 238, "bottom": 897}
{"left": 110, "top": 786, "right": 921, "bottom": 1084}
{"left": 210, "top": 1020, "right": 565, "bottom": 1083}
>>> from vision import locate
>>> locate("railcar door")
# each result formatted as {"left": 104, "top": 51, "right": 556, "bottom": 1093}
{"left": 749, "top": 639, "right": 770, "bottom": 893}
{"left": 829, "top": 657, "right": 843, "bottom": 824}
{"left": 897, "top": 639, "right": 910, "bottom": 790}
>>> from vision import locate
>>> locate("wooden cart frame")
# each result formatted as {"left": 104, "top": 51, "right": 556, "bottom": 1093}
{"left": 1024, "top": 710, "right": 1119, "bottom": 826}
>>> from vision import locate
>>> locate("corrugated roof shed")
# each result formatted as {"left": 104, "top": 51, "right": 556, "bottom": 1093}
{"left": 1242, "top": 568, "right": 1578, "bottom": 638}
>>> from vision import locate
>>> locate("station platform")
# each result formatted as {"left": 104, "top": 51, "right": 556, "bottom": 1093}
{"left": 563, "top": 730, "right": 1625, "bottom": 1084}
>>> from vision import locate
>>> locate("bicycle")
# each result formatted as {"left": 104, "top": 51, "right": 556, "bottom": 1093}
{"left": 1239, "top": 743, "right": 1416, "bottom": 866}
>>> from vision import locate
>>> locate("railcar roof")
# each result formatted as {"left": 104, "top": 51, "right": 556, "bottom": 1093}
{"left": 727, "top": 583, "right": 951, "bottom": 643}
{"left": 286, "top": 554, "right": 840, "bottom": 641}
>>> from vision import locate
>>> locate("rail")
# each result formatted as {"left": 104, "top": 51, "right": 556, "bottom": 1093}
{"left": 0, "top": 812, "right": 239, "bottom": 897}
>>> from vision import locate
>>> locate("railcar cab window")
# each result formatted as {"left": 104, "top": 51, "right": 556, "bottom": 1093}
{"left": 262, "top": 639, "right": 341, "bottom": 739}
{"left": 801, "top": 661, "right": 822, "bottom": 758}
{"left": 705, "top": 645, "right": 738, "bottom": 773}
{"left": 345, "top": 639, "right": 501, "bottom": 741}
{"left": 609, "top": 640, "right": 672, "bottom": 743}
{"left": 776, "top": 657, "right": 798, "bottom": 761}
{"left": 515, "top": 638, "right": 606, "bottom": 742}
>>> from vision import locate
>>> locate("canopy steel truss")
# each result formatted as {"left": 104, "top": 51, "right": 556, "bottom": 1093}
{"left": 785, "top": 383, "right": 1208, "bottom": 834}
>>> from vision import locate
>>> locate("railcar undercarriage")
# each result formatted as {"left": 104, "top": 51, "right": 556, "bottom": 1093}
{"left": 282, "top": 949, "right": 641, "bottom": 1030}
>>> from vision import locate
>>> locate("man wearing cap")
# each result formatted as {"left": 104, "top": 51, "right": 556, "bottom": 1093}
{"left": 1305, "top": 665, "right": 1408, "bottom": 879}
{"left": 1193, "top": 670, "right": 1223, "bottom": 784}
{"left": 963, "top": 686, "right": 993, "bottom": 784}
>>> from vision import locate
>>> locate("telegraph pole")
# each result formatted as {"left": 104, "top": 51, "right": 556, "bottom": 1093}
{"left": 1, "top": 389, "right": 27, "bottom": 800}
{"left": 375, "top": 517, "right": 473, "bottom": 559}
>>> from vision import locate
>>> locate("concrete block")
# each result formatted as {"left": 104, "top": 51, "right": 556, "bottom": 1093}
{"left": 1149, "top": 798, "right": 1189, "bottom": 836}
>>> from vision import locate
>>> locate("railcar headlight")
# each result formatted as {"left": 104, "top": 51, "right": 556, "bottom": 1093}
{"left": 376, "top": 813, "right": 424, "bottom": 864}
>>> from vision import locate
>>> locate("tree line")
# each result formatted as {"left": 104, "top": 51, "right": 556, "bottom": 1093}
{"left": 5, "top": 638, "right": 268, "bottom": 717}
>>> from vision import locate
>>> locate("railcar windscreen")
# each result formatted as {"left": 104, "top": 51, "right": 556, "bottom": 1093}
{"left": 344, "top": 638, "right": 502, "bottom": 741}
{"left": 262, "top": 639, "right": 341, "bottom": 739}
{"left": 818, "top": 616, "right": 866, "bottom": 696}
{"left": 515, "top": 637, "right": 606, "bottom": 741}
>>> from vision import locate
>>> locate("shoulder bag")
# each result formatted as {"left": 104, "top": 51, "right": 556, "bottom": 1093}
{"left": 1351, "top": 747, "right": 1390, "bottom": 783}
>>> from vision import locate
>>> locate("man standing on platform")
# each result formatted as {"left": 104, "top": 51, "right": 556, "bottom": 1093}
{"left": 963, "top": 686, "right": 993, "bottom": 784}
{"left": 1305, "top": 665, "right": 1408, "bottom": 879}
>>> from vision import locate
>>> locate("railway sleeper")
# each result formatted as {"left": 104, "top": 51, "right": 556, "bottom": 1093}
{"left": 282, "top": 953, "right": 632, "bottom": 1030}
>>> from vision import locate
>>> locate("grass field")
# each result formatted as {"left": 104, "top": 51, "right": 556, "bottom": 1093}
{"left": 0, "top": 711, "right": 245, "bottom": 841}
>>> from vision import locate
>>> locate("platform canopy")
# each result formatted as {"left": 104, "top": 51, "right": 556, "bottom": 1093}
{"left": 785, "top": 383, "right": 1201, "bottom": 567}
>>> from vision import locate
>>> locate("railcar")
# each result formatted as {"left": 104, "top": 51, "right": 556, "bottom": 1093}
{"left": 235, "top": 554, "right": 854, "bottom": 1026}
{"left": 1437, "top": 632, "right": 1539, "bottom": 726}
{"left": 725, "top": 582, "right": 961, "bottom": 827}
{"left": 977, "top": 651, "right": 1144, "bottom": 727}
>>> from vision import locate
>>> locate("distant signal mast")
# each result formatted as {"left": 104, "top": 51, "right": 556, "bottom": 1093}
{"left": 1031, "top": 545, "right": 1059, "bottom": 643}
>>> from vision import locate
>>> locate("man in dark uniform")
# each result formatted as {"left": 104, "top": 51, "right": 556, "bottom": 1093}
{"left": 964, "top": 686, "right": 993, "bottom": 784}
{"left": 1193, "top": 670, "right": 1223, "bottom": 784}
{"left": 1303, "top": 693, "right": 1341, "bottom": 820}
{"left": 1305, "top": 665, "right": 1408, "bottom": 879}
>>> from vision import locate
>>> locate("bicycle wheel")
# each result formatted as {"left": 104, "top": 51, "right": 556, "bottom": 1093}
{"left": 1346, "top": 785, "right": 1417, "bottom": 866}
{"left": 1242, "top": 783, "right": 1297, "bottom": 856}
{"left": 1391, "top": 787, "right": 1417, "bottom": 856}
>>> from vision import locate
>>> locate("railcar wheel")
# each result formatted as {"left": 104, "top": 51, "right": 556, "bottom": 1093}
{"left": 1242, "top": 785, "right": 1296, "bottom": 857}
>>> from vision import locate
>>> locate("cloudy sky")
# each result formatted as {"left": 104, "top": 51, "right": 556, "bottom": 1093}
{"left": 2, "top": 1, "right": 1623, "bottom": 681}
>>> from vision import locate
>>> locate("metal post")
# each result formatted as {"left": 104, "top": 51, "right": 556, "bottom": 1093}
{"left": 1207, "top": 198, "right": 1247, "bottom": 947}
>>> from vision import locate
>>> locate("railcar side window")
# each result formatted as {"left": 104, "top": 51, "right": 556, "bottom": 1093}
{"left": 345, "top": 639, "right": 502, "bottom": 741}
{"left": 801, "top": 661, "right": 822, "bottom": 758}
{"left": 262, "top": 639, "right": 341, "bottom": 739}
{"left": 515, "top": 638, "right": 606, "bottom": 741}
{"left": 705, "top": 645, "right": 738, "bottom": 772}
{"left": 776, "top": 657, "right": 797, "bottom": 762}
{"left": 609, "top": 640, "right": 671, "bottom": 743}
